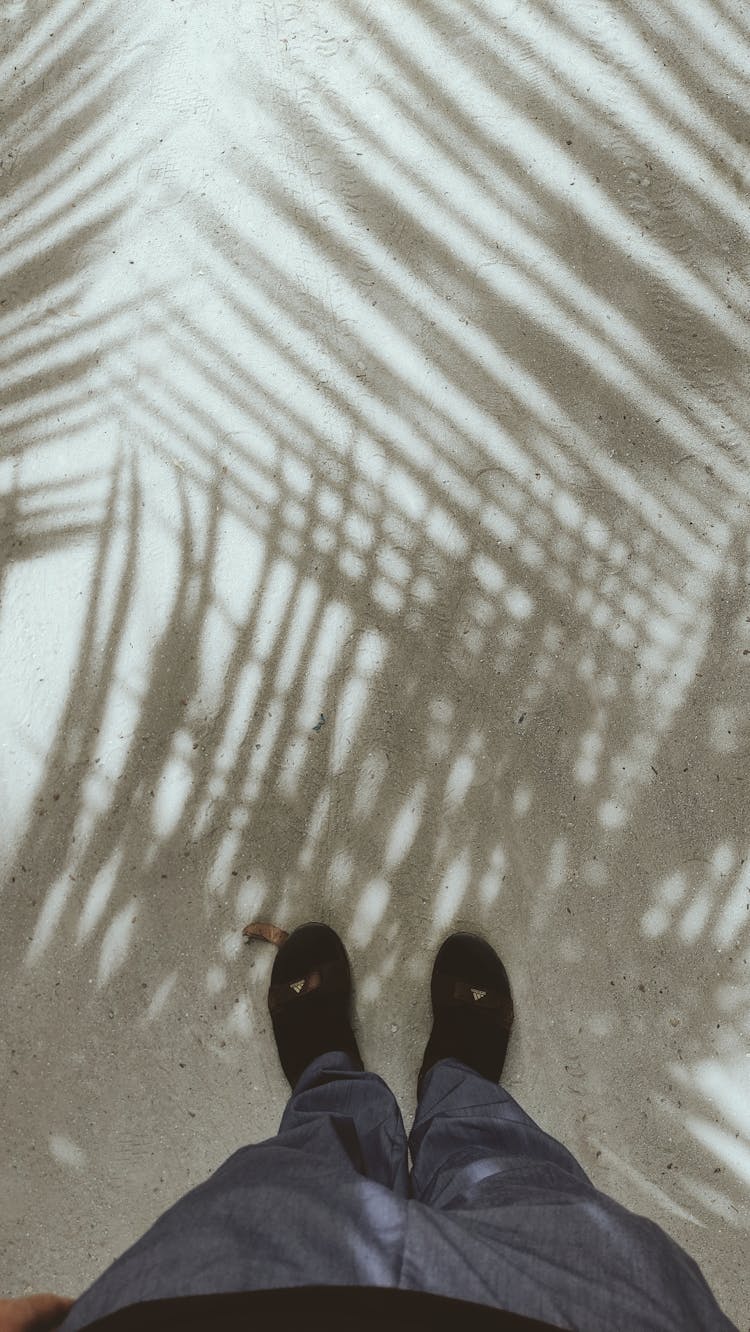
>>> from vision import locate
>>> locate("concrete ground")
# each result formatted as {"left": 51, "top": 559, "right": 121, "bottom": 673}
{"left": 1, "top": 0, "right": 748, "bottom": 1324}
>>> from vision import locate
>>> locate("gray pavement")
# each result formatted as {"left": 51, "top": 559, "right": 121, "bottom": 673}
{"left": 1, "top": 1, "right": 748, "bottom": 1326}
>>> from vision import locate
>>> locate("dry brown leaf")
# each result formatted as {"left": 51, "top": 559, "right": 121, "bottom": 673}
{"left": 242, "top": 921, "right": 289, "bottom": 949}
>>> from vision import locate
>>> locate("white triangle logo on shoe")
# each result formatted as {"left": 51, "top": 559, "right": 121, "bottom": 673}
{"left": 471, "top": 988, "right": 487, "bottom": 1001}
{"left": 290, "top": 978, "right": 305, "bottom": 994}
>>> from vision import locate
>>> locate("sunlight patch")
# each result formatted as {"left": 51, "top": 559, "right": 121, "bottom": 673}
{"left": 329, "top": 849, "right": 354, "bottom": 891}
{"left": 505, "top": 586, "right": 534, "bottom": 619}
{"left": 512, "top": 783, "right": 532, "bottom": 817}
{"left": 713, "top": 857, "right": 750, "bottom": 949}
{"left": 297, "top": 786, "right": 331, "bottom": 870}
{"left": 444, "top": 755, "right": 475, "bottom": 810}
{"left": 685, "top": 1117, "right": 750, "bottom": 1187}
{"left": 221, "top": 929, "right": 243, "bottom": 962}
{"left": 433, "top": 850, "right": 471, "bottom": 931}
{"left": 151, "top": 747, "right": 193, "bottom": 840}
{"left": 49, "top": 1135, "right": 86, "bottom": 1170}
{"left": 77, "top": 848, "right": 125, "bottom": 943}
{"left": 141, "top": 972, "right": 178, "bottom": 1024}
{"left": 598, "top": 799, "right": 626, "bottom": 829}
{"left": 207, "top": 828, "right": 242, "bottom": 897}
{"left": 205, "top": 965, "right": 227, "bottom": 995}
{"left": 97, "top": 899, "right": 138, "bottom": 986}
{"left": 678, "top": 890, "right": 712, "bottom": 945}
{"left": 479, "top": 845, "right": 507, "bottom": 907}
{"left": 26, "top": 876, "right": 73, "bottom": 966}
{"left": 372, "top": 576, "right": 403, "bottom": 613}
{"left": 227, "top": 996, "right": 254, "bottom": 1037}
{"left": 641, "top": 871, "right": 688, "bottom": 938}
{"left": 472, "top": 553, "right": 506, "bottom": 594}
{"left": 384, "top": 782, "right": 426, "bottom": 870}
{"left": 352, "top": 752, "right": 389, "bottom": 822}
{"left": 350, "top": 878, "right": 390, "bottom": 948}
{"left": 236, "top": 876, "right": 267, "bottom": 921}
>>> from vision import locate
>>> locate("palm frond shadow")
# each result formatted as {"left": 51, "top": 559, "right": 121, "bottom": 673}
{"left": 1, "top": 0, "right": 749, "bottom": 1313}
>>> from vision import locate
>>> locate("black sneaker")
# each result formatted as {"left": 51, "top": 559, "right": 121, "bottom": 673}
{"left": 268, "top": 923, "right": 363, "bottom": 1088}
{"left": 417, "top": 932, "right": 514, "bottom": 1098}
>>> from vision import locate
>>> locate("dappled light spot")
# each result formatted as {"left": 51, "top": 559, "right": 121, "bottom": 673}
{"left": 343, "top": 510, "right": 375, "bottom": 550}
{"left": 299, "top": 600, "right": 355, "bottom": 721}
{"left": 709, "top": 704, "right": 740, "bottom": 754}
{"left": 359, "top": 972, "right": 383, "bottom": 1006}
{"left": 519, "top": 536, "right": 544, "bottom": 568}
{"left": 433, "top": 849, "right": 471, "bottom": 932}
{"left": 97, "top": 898, "right": 137, "bottom": 986}
{"left": 590, "top": 1141, "right": 701, "bottom": 1225}
{"left": 141, "top": 972, "right": 178, "bottom": 1024}
{"left": 244, "top": 698, "right": 285, "bottom": 791}
{"left": 429, "top": 698, "right": 454, "bottom": 725}
{"left": 350, "top": 877, "right": 390, "bottom": 948}
{"left": 236, "top": 877, "right": 267, "bottom": 921}
{"left": 713, "top": 857, "right": 750, "bottom": 949}
{"left": 220, "top": 929, "right": 242, "bottom": 962}
{"left": 598, "top": 798, "right": 626, "bottom": 829}
{"left": 372, "top": 575, "right": 404, "bottom": 614}
{"left": 151, "top": 747, "right": 193, "bottom": 840}
{"left": 281, "top": 454, "right": 311, "bottom": 497}
{"left": 582, "top": 516, "right": 608, "bottom": 551}
{"left": 26, "top": 877, "right": 73, "bottom": 965}
{"left": 472, "top": 552, "right": 506, "bottom": 594}
{"left": 316, "top": 485, "right": 343, "bottom": 522}
{"left": 554, "top": 491, "right": 583, "bottom": 530}
{"left": 77, "top": 848, "right": 124, "bottom": 943}
{"left": 329, "top": 631, "right": 388, "bottom": 776}
{"left": 575, "top": 728, "right": 603, "bottom": 785}
{"left": 49, "top": 1134, "right": 86, "bottom": 1170}
{"left": 641, "top": 871, "right": 688, "bottom": 938}
{"left": 412, "top": 573, "right": 437, "bottom": 603}
{"left": 377, "top": 543, "right": 411, "bottom": 585}
{"left": 329, "top": 849, "right": 354, "bottom": 891}
{"left": 679, "top": 890, "right": 713, "bottom": 945}
{"left": 282, "top": 499, "right": 306, "bottom": 531}
{"left": 205, "top": 965, "right": 227, "bottom": 995}
{"left": 505, "top": 585, "right": 534, "bottom": 619}
{"left": 426, "top": 505, "right": 467, "bottom": 557}
{"left": 226, "top": 996, "right": 254, "bottom": 1038}
{"left": 207, "top": 828, "right": 243, "bottom": 898}
{"left": 590, "top": 598, "right": 611, "bottom": 632}
{"left": 444, "top": 754, "right": 475, "bottom": 810}
{"left": 276, "top": 579, "right": 321, "bottom": 694}
{"left": 547, "top": 837, "right": 568, "bottom": 893}
{"left": 479, "top": 845, "right": 506, "bottom": 907}
{"left": 478, "top": 872, "right": 501, "bottom": 907}
{"left": 254, "top": 558, "right": 297, "bottom": 662}
{"left": 312, "top": 523, "right": 336, "bottom": 553}
{"left": 481, "top": 503, "right": 517, "bottom": 544}
{"left": 685, "top": 1114, "right": 750, "bottom": 1188}
{"left": 512, "top": 783, "right": 532, "bottom": 818}
{"left": 351, "top": 751, "right": 388, "bottom": 823}
{"left": 297, "top": 786, "right": 331, "bottom": 870}
{"left": 384, "top": 782, "right": 427, "bottom": 870}
{"left": 338, "top": 548, "right": 366, "bottom": 580}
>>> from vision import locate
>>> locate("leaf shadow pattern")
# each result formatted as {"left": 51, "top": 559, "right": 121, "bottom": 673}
{"left": 0, "top": 0, "right": 749, "bottom": 1321}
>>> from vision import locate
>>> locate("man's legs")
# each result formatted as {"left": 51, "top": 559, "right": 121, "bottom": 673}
{"left": 61, "top": 1053, "right": 409, "bottom": 1332}
{"left": 403, "top": 1058, "right": 736, "bottom": 1332}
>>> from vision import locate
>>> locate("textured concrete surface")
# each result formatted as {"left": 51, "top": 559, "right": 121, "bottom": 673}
{"left": 1, "top": 0, "right": 749, "bottom": 1324}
